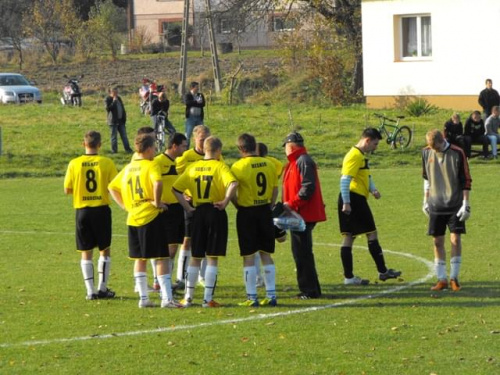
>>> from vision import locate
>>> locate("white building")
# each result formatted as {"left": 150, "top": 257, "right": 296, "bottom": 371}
{"left": 361, "top": 0, "right": 500, "bottom": 110}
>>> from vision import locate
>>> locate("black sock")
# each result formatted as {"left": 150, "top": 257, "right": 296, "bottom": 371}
{"left": 368, "top": 239, "right": 387, "bottom": 274}
{"left": 340, "top": 246, "right": 354, "bottom": 278}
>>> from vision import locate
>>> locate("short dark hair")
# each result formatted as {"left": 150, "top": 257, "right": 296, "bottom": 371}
{"left": 167, "top": 132, "right": 187, "bottom": 149}
{"left": 84, "top": 131, "right": 101, "bottom": 148}
{"left": 134, "top": 133, "right": 155, "bottom": 153}
{"left": 237, "top": 133, "right": 257, "bottom": 153}
{"left": 257, "top": 142, "right": 268, "bottom": 157}
{"left": 486, "top": 78, "right": 493, "bottom": 84}
{"left": 190, "top": 81, "right": 199, "bottom": 88}
{"left": 137, "top": 126, "right": 155, "bottom": 135}
{"left": 361, "top": 128, "right": 382, "bottom": 140}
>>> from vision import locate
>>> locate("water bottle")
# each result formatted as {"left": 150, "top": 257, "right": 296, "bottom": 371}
{"left": 273, "top": 216, "right": 306, "bottom": 232}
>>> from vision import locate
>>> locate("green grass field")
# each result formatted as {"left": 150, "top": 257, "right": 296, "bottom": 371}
{"left": 1, "top": 99, "right": 500, "bottom": 374}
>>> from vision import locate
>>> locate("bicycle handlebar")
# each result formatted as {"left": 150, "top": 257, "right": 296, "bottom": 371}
{"left": 373, "top": 113, "right": 405, "bottom": 123}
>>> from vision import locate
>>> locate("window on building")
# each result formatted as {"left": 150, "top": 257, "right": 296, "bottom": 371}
{"left": 161, "top": 21, "right": 183, "bottom": 46}
{"left": 272, "top": 16, "right": 295, "bottom": 32}
{"left": 401, "top": 15, "right": 432, "bottom": 58}
{"left": 220, "top": 19, "right": 231, "bottom": 34}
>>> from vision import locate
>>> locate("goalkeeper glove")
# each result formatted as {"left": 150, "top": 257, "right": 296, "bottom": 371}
{"left": 456, "top": 200, "right": 471, "bottom": 222}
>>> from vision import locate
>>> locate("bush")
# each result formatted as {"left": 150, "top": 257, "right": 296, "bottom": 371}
{"left": 405, "top": 97, "right": 439, "bottom": 117}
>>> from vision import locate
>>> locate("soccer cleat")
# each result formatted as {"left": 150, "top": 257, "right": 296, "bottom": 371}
{"left": 344, "top": 276, "right": 370, "bottom": 285}
{"left": 450, "top": 278, "right": 461, "bottom": 291}
{"left": 197, "top": 278, "right": 206, "bottom": 288}
{"left": 138, "top": 299, "right": 155, "bottom": 308}
{"left": 161, "top": 299, "right": 184, "bottom": 308}
{"left": 86, "top": 293, "right": 98, "bottom": 300}
{"left": 295, "top": 293, "right": 320, "bottom": 300}
{"left": 172, "top": 279, "right": 185, "bottom": 291}
{"left": 180, "top": 297, "right": 193, "bottom": 307}
{"left": 202, "top": 300, "right": 222, "bottom": 308}
{"left": 97, "top": 288, "right": 116, "bottom": 299}
{"left": 260, "top": 297, "right": 277, "bottom": 306}
{"left": 152, "top": 282, "right": 161, "bottom": 291}
{"left": 256, "top": 275, "right": 265, "bottom": 288}
{"left": 430, "top": 279, "right": 449, "bottom": 291}
{"left": 379, "top": 269, "right": 402, "bottom": 281}
{"left": 238, "top": 299, "right": 259, "bottom": 307}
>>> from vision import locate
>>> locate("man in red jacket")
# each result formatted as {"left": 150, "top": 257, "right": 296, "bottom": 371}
{"left": 282, "top": 132, "right": 326, "bottom": 299}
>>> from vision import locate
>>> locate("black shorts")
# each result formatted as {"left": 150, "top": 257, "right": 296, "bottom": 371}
{"left": 428, "top": 212, "right": 466, "bottom": 236}
{"left": 191, "top": 204, "right": 228, "bottom": 258}
{"left": 161, "top": 203, "right": 185, "bottom": 245}
{"left": 338, "top": 192, "right": 376, "bottom": 237}
{"left": 128, "top": 214, "right": 169, "bottom": 259}
{"left": 75, "top": 206, "right": 112, "bottom": 251}
{"left": 236, "top": 205, "right": 275, "bottom": 257}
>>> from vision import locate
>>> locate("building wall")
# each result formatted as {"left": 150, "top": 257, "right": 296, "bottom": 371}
{"left": 362, "top": 0, "right": 500, "bottom": 110}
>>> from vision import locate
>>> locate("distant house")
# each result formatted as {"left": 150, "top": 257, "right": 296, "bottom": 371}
{"left": 131, "top": 0, "right": 299, "bottom": 49}
{"left": 361, "top": 0, "right": 500, "bottom": 110}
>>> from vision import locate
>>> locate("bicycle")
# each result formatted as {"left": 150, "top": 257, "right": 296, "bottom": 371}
{"left": 155, "top": 111, "right": 176, "bottom": 152}
{"left": 373, "top": 113, "right": 413, "bottom": 149}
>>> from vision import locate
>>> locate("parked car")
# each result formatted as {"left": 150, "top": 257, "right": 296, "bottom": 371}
{"left": 0, "top": 73, "right": 42, "bottom": 104}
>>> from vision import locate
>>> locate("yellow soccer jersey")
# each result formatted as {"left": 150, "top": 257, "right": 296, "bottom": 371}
{"left": 265, "top": 156, "right": 284, "bottom": 178}
{"left": 64, "top": 154, "right": 118, "bottom": 209}
{"left": 176, "top": 148, "right": 225, "bottom": 174}
{"left": 154, "top": 153, "right": 179, "bottom": 204}
{"left": 173, "top": 159, "right": 236, "bottom": 207}
{"left": 341, "top": 146, "right": 371, "bottom": 198}
{"left": 108, "top": 159, "right": 162, "bottom": 226}
{"left": 231, "top": 156, "right": 278, "bottom": 207}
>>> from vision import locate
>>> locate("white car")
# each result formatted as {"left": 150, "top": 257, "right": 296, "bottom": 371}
{"left": 0, "top": 73, "right": 42, "bottom": 104}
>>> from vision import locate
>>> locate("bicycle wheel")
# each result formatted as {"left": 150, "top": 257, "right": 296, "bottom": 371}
{"left": 392, "top": 126, "right": 412, "bottom": 149}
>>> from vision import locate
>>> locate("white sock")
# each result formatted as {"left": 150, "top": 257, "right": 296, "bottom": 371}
{"left": 243, "top": 266, "right": 257, "bottom": 300}
{"left": 203, "top": 265, "right": 218, "bottom": 302}
{"left": 450, "top": 256, "right": 462, "bottom": 280}
{"left": 158, "top": 273, "right": 173, "bottom": 301}
{"left": 150, "top": 259, "right": 158, "bottom": 284}
{"left": 177, "top": 249, "right": 191, "bottom": 282}
{"left": 81, "top": 260, "right": 96, "bottom": 296}
{"left": 199, "top": 258, "right": 207, "bottom": 281}
{"left": 97, "top": 256, "right": 111, "bottom": 292}
{"left": 134, "top": 272, "right": 148, "bottom": 301}
{"left": 263, "top": 264, "right": 276, "bottom": 298}
{"left": 185, "top": 266, "right": 199, "bottom": 300}
{"left": 254, "top": 252, "right": 262, "bottom": 279}
{"left": 435, "top": 259, "right": 447, "bottom": 280}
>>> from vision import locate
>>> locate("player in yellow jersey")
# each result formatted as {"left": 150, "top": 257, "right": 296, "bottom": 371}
{"left": 108, "top": 134, "right": 182, "bottom": 308}
{"left": 154, "top": 133, "right": 188, "bottom": 289}
{"left": 173, "top": 136, "right": 238, "bottom": 308}
{"left": 338, "top": 128, "right": 402, "bottom": 285}
{"left": 231, "top": 134, "right": 279, "bottom": 307}
{"left": 174, "top": 125, "right": 214, "bottom": 289}
{"left": 64, "top": 131, "right": 118, "bottom": 300}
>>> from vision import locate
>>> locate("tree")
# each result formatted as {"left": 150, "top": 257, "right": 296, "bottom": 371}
{"left": 0, "top": 0, "right": 32, "bottom": 70}
{"left": 87, "top": 0, "right": 127, "bottom": 60}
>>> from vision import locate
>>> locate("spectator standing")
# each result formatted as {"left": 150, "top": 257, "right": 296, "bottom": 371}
{"left": 231, "top": 133, "right": 279, "bottom": 307}
{"left": 484, "top": 106, "right": 500, "bottom": 159}
{"left": 63, "top": 131, "right": 117, "bottom": 300}
{"left": 464, "top": 111, "right": 490, "bottom": 158}
{"left": 443, "top": 113, "right": 471, "bottom": 158}
{"left": 282, "top": 132, "right": 326, "bottom": 299}
{"left": 183, "top": 81, "right": 205, "bottom": 148}
{"left": 478, "top": 78, "right": 500, "bottom": 119}
{"left": 338, "top": 128, "right": 401, "bottom": 285}
{"left": 422, "top": 129, "right": 472, "bottom": 291}
{"left": 105, "top": 87, "right": 133, "bottom": 154}
{"left": 151, "top": 92, "right": 175, "bottom": 136}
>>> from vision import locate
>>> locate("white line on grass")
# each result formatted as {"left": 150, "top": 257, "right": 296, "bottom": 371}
{"left": 1, "top": 246, "right": 434, "bottom": 348}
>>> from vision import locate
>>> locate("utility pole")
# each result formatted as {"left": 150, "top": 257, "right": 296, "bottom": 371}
{"left": 178, "top": 0, "right": 222, "bottom": 96}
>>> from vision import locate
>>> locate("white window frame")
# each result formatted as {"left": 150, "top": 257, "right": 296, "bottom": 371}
{"left": 220, "top": 19, "right": 231, "bottom": 34}
{"left": 272, "top": 16, "right": 294, "bottom": 32}
{"left": 399, "top": 14, "right": 432, "bottom": 61}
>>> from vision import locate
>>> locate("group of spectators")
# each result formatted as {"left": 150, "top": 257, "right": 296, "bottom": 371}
{"left": 444, "top": 78, "right": 500, "bottom": 159}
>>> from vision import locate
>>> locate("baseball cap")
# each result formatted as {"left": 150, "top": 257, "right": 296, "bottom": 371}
{"left": 282, "top": 132, "right": 304, "bottom": 147}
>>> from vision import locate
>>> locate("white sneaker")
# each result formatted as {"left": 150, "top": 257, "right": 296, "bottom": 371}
{"left": 161, "top": 299, "right": 184, "bottom": 308}
{"left": 344, "top": 276, "right": 370, "bottom": 285}
{"left": 138, "top": 299, "right": 155, "bottom": 308}
{"left": 180, "top": 297, "right": 193, "bottom": 307}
